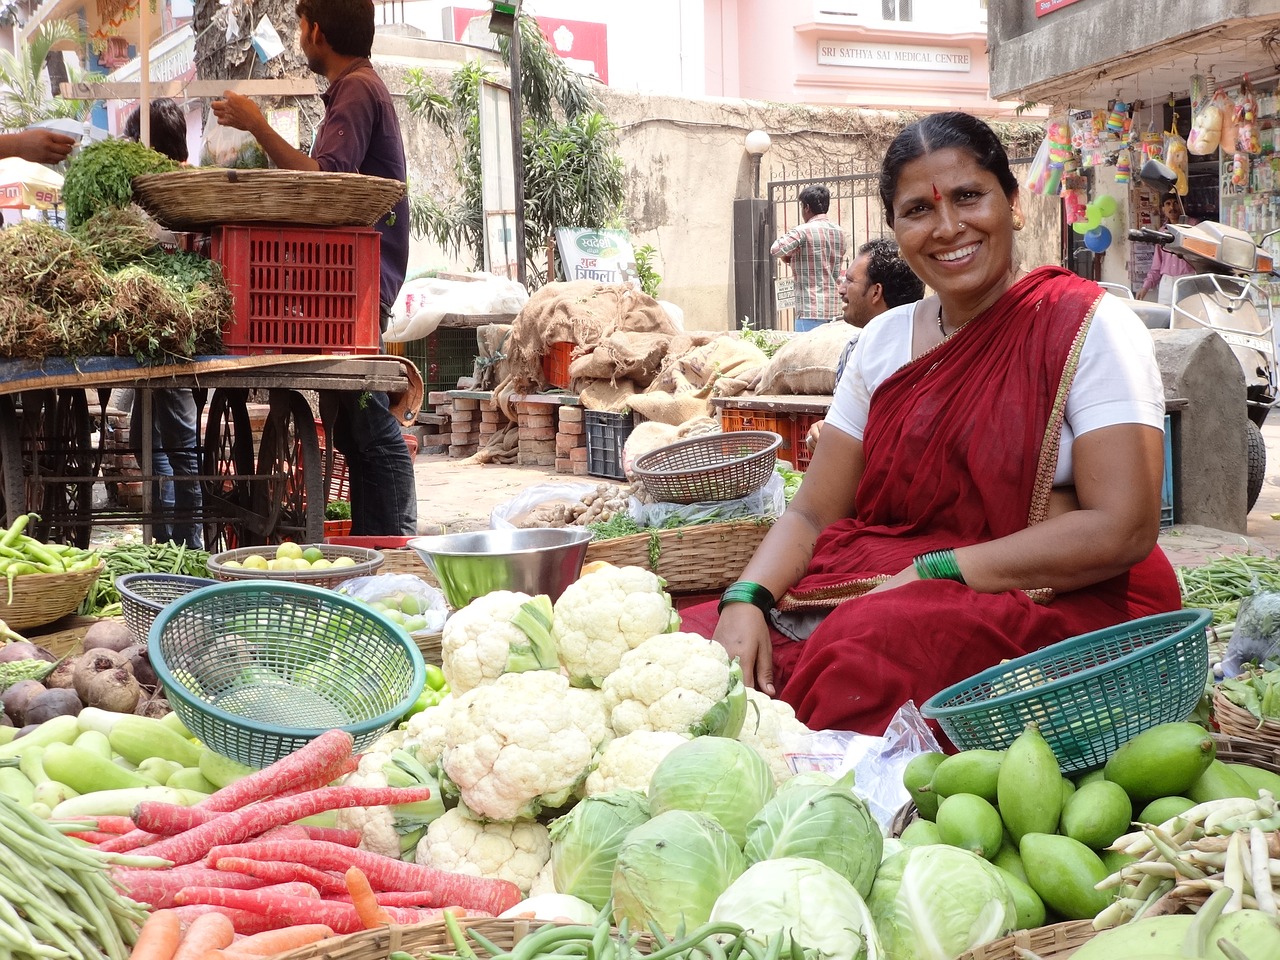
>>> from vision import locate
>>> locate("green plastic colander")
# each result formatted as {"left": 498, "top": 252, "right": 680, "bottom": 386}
{"left": 921, "top": 609, "right": 1211, "bottom": 774}
{"left": 149, "top": 580, "right": 425, "bottom": 768}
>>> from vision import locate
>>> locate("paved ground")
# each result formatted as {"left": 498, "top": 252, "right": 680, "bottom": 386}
{"left": 411, "top": 420, "right": 1280, "bottom": 571}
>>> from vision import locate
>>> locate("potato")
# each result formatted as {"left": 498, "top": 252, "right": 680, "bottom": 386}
{"left": 82, "top": 619, "right": 137, "bottom": 653}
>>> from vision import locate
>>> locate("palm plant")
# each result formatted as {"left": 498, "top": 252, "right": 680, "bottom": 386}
{"left": 0, "top": 20, "right": 99, "bottom": 130}
{"left": 406, "top": 14, "right": 624, "bottom": 287}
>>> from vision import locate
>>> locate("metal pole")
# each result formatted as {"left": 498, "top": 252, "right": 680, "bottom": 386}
{"left": 509, "top": 17, "right": 527, "bottom": 286}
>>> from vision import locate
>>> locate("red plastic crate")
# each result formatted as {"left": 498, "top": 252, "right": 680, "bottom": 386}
{"left": 542, "top": 341, "right": 575, "bottom": 388}
{"left": 720, "top": 406, "right": 795, "bottom": 463}
{"left": 212, "top": 224, "right": 382, "bottom": 356}
{"left": 792, "top": 413, "right": 823, "bottom": 472}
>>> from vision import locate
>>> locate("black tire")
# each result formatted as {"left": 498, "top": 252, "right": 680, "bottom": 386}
{"left": 1247, "top": 419, "right": 1266, "bottom": 512}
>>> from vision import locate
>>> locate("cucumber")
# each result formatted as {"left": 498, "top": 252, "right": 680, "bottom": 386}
{"left": 0, "top": 767, "right": 34, "bottom": 806}
{"left": 51, "top": 785, "right": 210, "bottom": 819}
{"left": 0, "top": 715, "right": 79, "bottom": 760}
{"left": 108, "top": 716, "right": 202, "bottom": 767}
{"left": 166, "top": 767, "right": 218, "bottom": 794}
{"left": 198, "top": 750, "right": 257, "bottom": 789}
{"left": 73, "top": 730, "right": 113, "bottom": 760}
{"left": 158, "top": 712, "right": 194, "bottom": 739}
{"left": 1103, "top": 722, "right": 1215, "bottom": 804}
{"left": 41, "top": 742, "right": 152, "bottom": 795}
{"left": 997, "top": 724, "right": 1063, "bottom": 844}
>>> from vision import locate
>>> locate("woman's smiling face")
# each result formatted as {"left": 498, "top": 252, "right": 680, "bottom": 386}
{"left": 889, "top": 146, "right": 1018, "bottom": 308}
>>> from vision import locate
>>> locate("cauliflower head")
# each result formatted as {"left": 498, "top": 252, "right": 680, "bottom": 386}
{"left": 583, "top": 730, "right": 691, "bottom": 796}
{"left": 443, "top": 671, "right": 608, "bottom": 821}
{"left": 738, "top": 688, "right": 811, "bottom": 786}
{"left": 552, "top": 565, "right": 679, "bottom": 687}
{"left": 336, "top": 746, "right": 445, "bottom": 860}
{"left": 402, "top": 694, "right": 456, "bottom": 769}
{"left": 441, "top": 591, "right": 557, "bottom": 694}
{"left": 601, "top": 632, "right": 747, "bottom": 738}
{"left": 418, "top": 807, "right": 551, "bottom": 894}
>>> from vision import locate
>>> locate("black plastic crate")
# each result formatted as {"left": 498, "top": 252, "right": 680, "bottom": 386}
{"left": 387, "top": 328, "right": 478, "bottom": 403}
{"left": 586, "top": 410, "right": 635, "bottom": 481}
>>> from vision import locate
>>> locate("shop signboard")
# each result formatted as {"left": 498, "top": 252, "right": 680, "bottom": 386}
{"left": 555, "top": 228, "right": 637, "bottom": 283}
{"left": 775, "top": 277, "right": 796, "bottom": 310}
{"left": 817, "top": 40, "right": 971, "bottom": 72}
{"left": 1035, "top": 0, "right": 1086, "bottom": 16}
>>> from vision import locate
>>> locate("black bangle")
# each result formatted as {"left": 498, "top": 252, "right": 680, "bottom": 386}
{"left": 718, "top": 580, "right": 776, "bottom": 616}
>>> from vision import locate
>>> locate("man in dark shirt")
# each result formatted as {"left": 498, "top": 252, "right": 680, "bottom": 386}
{"left": 211, "top": 0, "right": 416, "bottom": 536}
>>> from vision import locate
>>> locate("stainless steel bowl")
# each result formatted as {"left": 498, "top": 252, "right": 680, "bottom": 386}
{"left": 407, "top": 527, "right": 594, "bottom": 609}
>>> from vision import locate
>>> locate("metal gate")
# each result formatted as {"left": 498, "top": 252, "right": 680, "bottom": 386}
{"left": 764, "top": 156, "right": 1035, "bottom": 330}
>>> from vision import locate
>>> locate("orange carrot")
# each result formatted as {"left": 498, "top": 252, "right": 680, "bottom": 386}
{"left": 344, "top": 866, "right": 391, "bottom": 928}
{"left": 215, "top": 924, "right": 335, "bottom": 956}
{"left": 172, "top": 912, "right": 235, "bottom": 960}
{"left": 128, "top": 908, "right": 182, "bottom": 960}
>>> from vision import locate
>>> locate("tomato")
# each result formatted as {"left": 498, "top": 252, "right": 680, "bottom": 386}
{"left": 424, "top": 663, "right": 448, "bottom": 692}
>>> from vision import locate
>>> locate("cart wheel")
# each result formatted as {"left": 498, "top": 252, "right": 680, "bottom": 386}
{"left": 23, "top": 390, "right": 93, "bottom": 548}
{"left": 202, "top": 388, "right": 256, "bottom": 551}
{"left": 253, "top": 391, "right": 322, "bottom": 544}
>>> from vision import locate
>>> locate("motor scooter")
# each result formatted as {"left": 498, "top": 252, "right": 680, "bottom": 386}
{"left": 1120, "top": 160, "right": 1279, "bottom": 511}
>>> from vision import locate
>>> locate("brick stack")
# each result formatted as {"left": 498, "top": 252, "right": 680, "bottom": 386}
{"left": 556, "top": 405, "right": 589, "bottom": 475}
{"left": 516, "top": 400, "right": 557, "bottom": 467}
{"left": 422, "top": 392, "right": 453, "bottom": 456}
{"left": 478, "top": 397, "right": 506, "bottom": 447}
{"left": 449, "top": 396, "right": 480, "bottom": 459}
{"left": 99, "top": 411, "right": 143, "bottom": 507}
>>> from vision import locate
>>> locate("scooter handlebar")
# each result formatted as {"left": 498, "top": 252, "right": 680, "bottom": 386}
{"left": 1128, "top": 228, "right": 1174, "bottom": 244}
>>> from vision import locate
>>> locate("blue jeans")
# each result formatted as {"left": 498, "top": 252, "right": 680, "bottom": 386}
{"left": 131, "top": 388, "right": 203, "bottom": 549}
{"left": 333, "top": 388, "right": 417, "bottom": 536}
{"left": 795, "top": 317, "right": 827, "bottom": 333}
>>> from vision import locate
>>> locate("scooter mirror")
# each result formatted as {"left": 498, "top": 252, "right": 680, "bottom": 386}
{"left": 1138, "top": 158, "right": 1180, "bottom": 198}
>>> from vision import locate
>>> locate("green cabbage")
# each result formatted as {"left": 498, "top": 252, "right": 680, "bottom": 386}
{"left": 611, "top": 809, "right": 746, "bottom": 935}
{"left": 647, "top": 736, "right": 774, "bottom": 847}
{"left": 547, "top": 789, "right": 651, "bottom": 909}
{"left": 867, "top": 845, "right": 1017, "bottom": 960}
{"left": 743, "top": 771, "right": 882, "bottom": 898}
{"left": 710, "top": 857, "right": 883, "bottom": 960}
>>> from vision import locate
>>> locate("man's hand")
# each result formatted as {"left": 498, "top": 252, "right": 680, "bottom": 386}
{"left": 779, "top": 252, "right": 793, "bottom": 265}
{"left": 806, "top": 421, "right": 823, "bottom": 452}
{"left": 4, "top": 129, "right": 75, "bottom": 164}
{"left": 209, "top": 91, "right": 266, "bottom": 137}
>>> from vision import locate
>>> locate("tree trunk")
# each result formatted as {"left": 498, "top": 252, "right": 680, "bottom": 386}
{"left": 192, "top": 0, "right": 324, "bottom": 150}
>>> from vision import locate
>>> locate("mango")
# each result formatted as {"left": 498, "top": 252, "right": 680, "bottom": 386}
{"left": 1074, "top": 768, "right": 1107, "bottom": 787}
{"left": 993, "top": 865, "right": 1046, "bottom": 930}
{"left": 997, "top": 724, "right": 1062, "bottom": 844}
{"left": 936, "top": 793, "right": 1003, "bottom": 860}
{"left": 899, "top": 818, "right": 942, "bottom": 847}
{"left": 1060, "top": 779, "right": 1132, "bottom": 850}
{"left": 1136, "top": 795, "right": 1196, "bottom": 826}
{"left": 1020, "top": 833, "right": 1115, "bottom": 921}
{"left": 902, "top": 751, "right": 946, "bottom": 820}
{"left": 1227, "top": 762, "right": 1280, "bottom": 800}
{"left": 1103, "top": 722, "right": 1215, "bottom": 804}
{"left": 1188, "top": 759, "right": 1256, "bottom": 803}
{"left": 930, "top": 748, "right": 1003, "bottom": 804}
{"left": 993, "top": 844, "right": 1029, "bottom": 883}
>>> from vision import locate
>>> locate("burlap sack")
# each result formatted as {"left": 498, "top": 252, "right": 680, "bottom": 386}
{"left": 756, "top": 322, "right": 859, "bottom": 396}
{"left": 578, "top": 379, "right": 638, "bottom": 413}
{"left": 568, "top": 331, "right": 671, "bottom": 387}
{"left": 474, "top": 323, "right": 513, "bottom": 391}
{"left": 676, "top": 335, "right": 769, "bottom": 390}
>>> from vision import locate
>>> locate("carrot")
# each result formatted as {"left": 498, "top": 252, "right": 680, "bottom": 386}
{"left": 67, "top": 829, "right": 121, "bottom": 844}
{"left": 214, "top": 857, "right": 348, "bottom": 894}
{"left": 142, "top": 785, "right": 435, "bottom": 866}
{"left": 128, "top": 907, "right": 182, "bottom": 960}
{"left": 214, "top": 924, "right": 335, "bottom": 956}
{"left": 103, "top": 732, "right": 357, "bottom": 853}
{"left": 328, "top": 890, "right": 444, "bottom": 908}
{"left": 62, "top": 814, "right": 136, "bottom": 833}
{"left": 300, "top": 825, "right": 360, "bottom": 846}
{"left": 344, "top": 866, "right": 392, "bottom": 928}
{"left": 172, "top": 912, "right": 235, "bottom": 960}
{"left": 113, "top": 867, "right": 271, "bottom": 909}
{"left": 171, "top": 905, "right": 283, "bottom": 936}
{"left": 172, "top": 889, "right": 369, "bottom": 935}
{"left": 204, "top": 839, "right": 523, "bottom": 915}
{"left": 255, "top": 825, "right": 309, "bottom": 842}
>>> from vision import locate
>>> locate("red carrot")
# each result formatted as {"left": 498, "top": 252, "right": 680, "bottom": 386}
{"left": 256, "top": 825, "right": 309, "bottom": 842}
{"left": 300, "top": 825, "right": 360, "bottom": 846}
{"left": 142, "top": 785, "right": 435, "bottom": 866}
{"left": 62, "top": 815, "right": 136, "bottom": 834}
{"left": 214, "top": 858, "right": 348, "bottom": 895}
{"left": 102, "top": 732, "right": 357, "bottom": 853}
{"left": 210, "top": 924, "right": 335, "bottom": 956}
{"left": 171, "top": 912, "right": 234, "bottom": 960}
{"left": 204, "top": 840, "right": 522, "bottom": 915}
{"left": 170, "top": 905, "right": 282, "bottom": 937}
{"left": 328, "top": 890, "right": 448, "bottom": 908}
{"left": 172, "top": 888, "right": 372, "bottom": 935}
{"left": 344, "top": 866, "right": 392, "bottom": 928}
{"left": 112, "top": 867, "right": 270, "bottom": 909}
{"left": 68, "top": 830, "right": 120, "bottom": 844}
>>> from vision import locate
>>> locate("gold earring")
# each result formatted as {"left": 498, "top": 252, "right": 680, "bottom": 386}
{"left": 1011, "top": 210, "right": 1025, "bottom": 231}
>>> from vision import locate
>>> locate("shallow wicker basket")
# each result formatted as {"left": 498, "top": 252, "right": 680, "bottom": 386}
{"left": 0, "top": 563, "right": 103, "bottom": 632}
{"left": 583, "top": 518, "right": 773, "bottom": 594}
{"left": 262, "top": 917, "right": 656, "bottom": 960}
{"left": 1213, "top": 684, "right": 1280, "bottom": 744}
{"left": 131, "top": 169, "right": 406, "bottom": 231}
{"left": 117, "top": 572, "right": 217, "bottom": 643}
{"left": 207, "top": 544, "right": 383, "bottom": 590}
{"left": 632, "top": 431, "right": 782, "bottom": 504}
{"left": 954, "top": 920, "right": 1096, "bottom": 960}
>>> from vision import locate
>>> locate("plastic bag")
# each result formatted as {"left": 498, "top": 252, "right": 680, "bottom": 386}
{"left": 1236, "top": 78, "right": 1261, "bottom": 154}
{"left": 1223, "top": 591, "right": 1280, "bottom": 677}
{"left": 1164, "top": 123, "right": 1189, "bottom": 196}
{"left": 1024, "top": 116, "right": 1071, "bottom": 196}
{"left": 630, "top": 472, "right": 785, "bottom": 527}
{"left": 200, "top": 116, "right": 268, "bottom": 169}
{"left": 1188, "top": 93, "right": 1223, "bottom": 155}
{"left": 385, "top": 274, "right": 529, "bottom": 343}
{"left": 780, "top": 701, "right": 943, "bottom": 833}
{"left": 490, "top": 482, "right": 599, "bottom": 530}
{"left": 337, "top": 574, "right": 448, "bottom": 635}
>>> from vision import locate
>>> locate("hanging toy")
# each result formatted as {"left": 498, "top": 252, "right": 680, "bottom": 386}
{"left": 1232, "top": 152, "right": 1250, "bottom": 188}
{"left": 1236, "top": 75, "right": 1260, "bottom": 154}
{"left": 1115, "top": 149, "right": 1131, "bottom": 184}
{"left": 1106, "top": 101, "right": 1129, "bottom": 136}
{"left": 1164, "top": 117, "right": 1190, "bottom": 196}
{"left": 1188, "top": 74, "right": 1223, "bottom": 155}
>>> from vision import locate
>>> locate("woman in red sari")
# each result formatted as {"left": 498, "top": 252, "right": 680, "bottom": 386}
{"left": 684, "top": 112, "right": 1182, "bottom": 735}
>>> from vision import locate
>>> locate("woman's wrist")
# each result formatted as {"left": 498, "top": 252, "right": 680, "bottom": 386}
{"left": 912, "top": 549, "right": 967, "bottom": 585}
{"left": 718, "top": 580, "right": 776, "bottom": 616}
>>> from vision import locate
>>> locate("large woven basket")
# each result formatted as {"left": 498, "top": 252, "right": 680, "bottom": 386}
{"left": 207, "top": 544, "right": 383, "bottom": 590}
{"left": 1213, "top": 682, "right": 1280, "bottom": 744}
{"left": 583, "top": 518, "right": 773, "bottom": 594}
{"left": 0, "top": 563, "right": 103, "bottom": 632}
{"left": 632, "top": 431, "right": 781, "bottom": 504}
{"left": 263, "top": 917, "right": 656, "bottom": 960}
{"left": 131, "top": 169, "right": 406, "bottom": 231}
{"left": 954, "top": 921, "right": 1096, "bottom": 960}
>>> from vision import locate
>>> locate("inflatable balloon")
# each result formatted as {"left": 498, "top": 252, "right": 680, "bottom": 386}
{"left": 1096, "top": 195, "right": 1118, "bottom": 218}
{"left": 1072, "top": 221, "right": 1091, "bottom": 235}
{"left": 1085, "top": 206, "right": 1103, "bottom": 229}
{"left": 1083, "top": 226, "right": 1113, "bottom": 253}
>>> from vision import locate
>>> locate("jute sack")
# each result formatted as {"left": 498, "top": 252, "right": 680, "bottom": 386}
{"left": 676, "top": 335, "right": 769, "bottom": 392}
{"left": 568, "top": 331, "right": 671, "bottom": 387}
{"left": 756, "top": 321, "right": 858, "bottom": 395}
{"left": 578, "top": 379, "right": 638, "bottom": 413}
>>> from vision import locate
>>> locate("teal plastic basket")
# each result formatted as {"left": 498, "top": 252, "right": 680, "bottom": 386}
{"left": 148, "top": 580, "right": 425, "bottom": 768}
{"left": 921, "top": 609, "right": 1211, "bottom": 774}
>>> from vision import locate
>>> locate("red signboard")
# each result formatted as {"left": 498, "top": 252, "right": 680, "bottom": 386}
{"left": 450, "top": 7, "right": 608, "bottom": 85}
{"left": 1035, "top": 0, "right": 1087, "bottom": 15}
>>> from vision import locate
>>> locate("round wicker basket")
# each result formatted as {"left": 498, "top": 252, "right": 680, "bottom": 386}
{"left": 953, "top": 920, "right": 1096, "bottom": 960}
{"left": 632, "top": 431, "right": 781, "bottom": 504}
{"left": 0, "top": 563, "right": 103, "bottom": 632}
{"left": 207, "top": 545, "right": 382, "bottom": 590}
{"left": 263, "top": 917, "right": 655, "bottom": 960}
{"left": 1213, "top": 686, "right": 1280, "bottom": 744}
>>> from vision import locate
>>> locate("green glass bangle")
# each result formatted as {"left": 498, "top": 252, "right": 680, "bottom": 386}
{"left": 718, "top": 580, "right": 776, "bottom": 615}
{"left": 913, "top": 549, "right": 967, "bottom": 585}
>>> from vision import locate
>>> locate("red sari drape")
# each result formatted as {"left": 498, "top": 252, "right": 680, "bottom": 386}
{"left": 681, "top": 266, "right": 1181, "bottom": 734}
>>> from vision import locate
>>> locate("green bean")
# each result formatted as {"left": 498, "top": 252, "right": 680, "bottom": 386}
{"left": 465, "top": 926, "right": 509, "bottom": 958}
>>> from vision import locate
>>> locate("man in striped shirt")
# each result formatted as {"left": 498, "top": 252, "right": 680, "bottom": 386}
{"left": 770, "top": 185, "right": 849, "bottom": 332}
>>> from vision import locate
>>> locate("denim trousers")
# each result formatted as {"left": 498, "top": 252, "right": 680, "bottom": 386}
{"left": 794, "top": 317, "right": 827, "bottom": 333}
{"left": 131, "top": 388, "right": 203, "bottom": 549}
{"left": 332, "top": 388, "right": 417, "bottom": 536}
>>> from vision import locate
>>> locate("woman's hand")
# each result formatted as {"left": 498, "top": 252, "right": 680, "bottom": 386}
{"left": 865, "top": 564, "right": 920, "bottom": 595}
{"left": 713, "top": 603, "right": 776, "bottom": 695}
